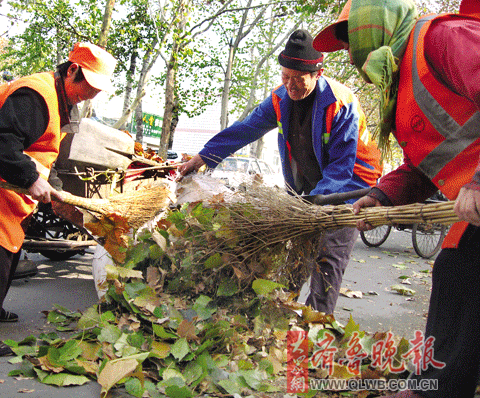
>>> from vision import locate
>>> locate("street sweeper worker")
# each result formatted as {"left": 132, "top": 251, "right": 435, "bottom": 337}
{"left": 314, "top": 0, "right": 480, "bottom": 397}
{"left": 178, "top": 29, "right": 383, "bottom": 314}
{"left": 0, "top": 42, "right": 116, "bottom": 323}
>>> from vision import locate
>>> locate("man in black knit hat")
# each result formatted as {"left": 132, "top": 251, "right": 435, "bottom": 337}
{"left": 179, "top": 29, "right": 382, "bottom": 314}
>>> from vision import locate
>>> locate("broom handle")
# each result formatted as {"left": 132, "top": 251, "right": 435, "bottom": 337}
{"left": 0, "top": 181, "right": 108, "bottom": 214}
{"left": 304, "top": 187, "right": 372, "bottom": 206}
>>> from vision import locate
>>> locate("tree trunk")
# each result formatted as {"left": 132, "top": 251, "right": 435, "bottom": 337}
{"left": 159, "top": 0, "right": 189, "bottom": 159}
{"left": 118, "top": 51, "right": 138, "bottom": 130}
{"left": 220, "top": 41, "right": 234, "bottom": 130}
{"left": 135, "top": 102, "right": 143, "bottom": 143}
{"left": 81, "top": 0, "right": 116, "bottom": 119}
{"left": 159, "top": 52, "right": 176, "bottom": 159}
{"left": 98, "top": 0, "right": 115, "bottom": 48}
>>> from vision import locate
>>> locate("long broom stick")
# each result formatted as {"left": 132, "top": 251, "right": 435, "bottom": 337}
{"left": 0, "top": 180, "right": 174, "bottom": 229}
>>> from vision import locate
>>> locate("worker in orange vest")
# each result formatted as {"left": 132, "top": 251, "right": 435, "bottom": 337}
{"left": 315, "top": 0, "right": 480, "bottom": 397}
{"left": 0, "top": 43, "right": 116, "bottom": 323}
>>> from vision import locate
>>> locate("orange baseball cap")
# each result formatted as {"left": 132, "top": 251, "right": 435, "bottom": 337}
{"left": 68, "top": 42, "right": 117, "bottom": 93}
{"left": 313, "top": 0, "right": 351, "bottom": 52}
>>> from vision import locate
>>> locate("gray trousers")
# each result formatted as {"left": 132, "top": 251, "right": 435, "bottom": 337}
{"left": 304, "top": 227, "right": 358, "bottom": 314}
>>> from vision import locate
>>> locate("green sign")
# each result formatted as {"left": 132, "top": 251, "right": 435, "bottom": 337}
{"left": 141, "top": 112, "right": 163, "bottom": 138}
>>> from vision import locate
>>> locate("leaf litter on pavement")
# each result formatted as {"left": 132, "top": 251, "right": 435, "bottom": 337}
{"left": 4, "top": 195, "right": 423, "bottom": 397}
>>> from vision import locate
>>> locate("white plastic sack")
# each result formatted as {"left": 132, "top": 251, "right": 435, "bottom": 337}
{"left": 92, "top": 245, "right": 114, "bottom": 299}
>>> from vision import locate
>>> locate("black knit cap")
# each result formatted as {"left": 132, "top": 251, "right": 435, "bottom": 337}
{"left": 278, "top": 29, "right": 324, "bottom": 72}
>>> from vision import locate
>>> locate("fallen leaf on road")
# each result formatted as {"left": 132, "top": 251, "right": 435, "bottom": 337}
{"left": 18, "top": 389, "right": 35, "bottom": 393}
{"left": 366, "top": 291, "right": 379, "bottom": 296}
{"left": 340, "top": 288, "right": 363, "bottom": 299}
{"left": 401, "top": 278, "right": 412, "bottom": 285}
{"left": 369, "top": 255, "right": 381, "bottom": 259}
{"left": 391, "top": 263, "right": 408, "bottom": 269}
{"left": 390, "top": 284, "right": 416, "bottom": 296}
{"left": 352, "top": 258, "right": 366, "bottom": 263}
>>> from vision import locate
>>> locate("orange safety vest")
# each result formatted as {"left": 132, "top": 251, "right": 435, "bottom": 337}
{"left": 0, "top": 72, "right": 62, "bottom": 252}
{"left": 396, "top": 14, "right": 480, "bottom": 248}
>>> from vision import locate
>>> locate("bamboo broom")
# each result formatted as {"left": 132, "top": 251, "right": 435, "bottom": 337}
{"left": 211, "top": 185, "right": 459, "bottom": 258}
{"left": 0, "top": 180, "right": 175, "bottom": 230}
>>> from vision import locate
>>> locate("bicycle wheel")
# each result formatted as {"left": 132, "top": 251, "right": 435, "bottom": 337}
{"left": 412, "top": 223, "right": 447, "bottom": 259}
{"left": 360, "top": 225, "right": 392, "bottom": 247}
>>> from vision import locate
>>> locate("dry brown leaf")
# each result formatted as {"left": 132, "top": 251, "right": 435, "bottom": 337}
{"left": 177, "top": 320, "right": 199, "bottom": 342}
{"left": 37, "top": 356, "right": 64, "bottom": 373}
{"left": 340, "top": 287, "right": 363, "bottom": 299}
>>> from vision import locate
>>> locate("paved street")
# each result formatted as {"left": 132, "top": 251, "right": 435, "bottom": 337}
{"left": 335, "top": 228, "right": 435, "bottom": 339}
{"left": 0, "top": 230, "right": 437, "bottom": 397}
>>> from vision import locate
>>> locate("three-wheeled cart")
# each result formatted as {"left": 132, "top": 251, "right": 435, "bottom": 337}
{"left": 21, "top": 118, "right": 177, "bottom": 261}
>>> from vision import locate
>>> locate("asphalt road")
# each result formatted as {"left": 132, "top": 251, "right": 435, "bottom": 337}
{"left": 0, "top": 230, "right": 437, "bottom": 397}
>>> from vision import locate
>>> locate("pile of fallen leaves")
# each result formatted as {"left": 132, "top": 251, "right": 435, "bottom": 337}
{"left": 3, "top": 186, "right": 419, "bottom": 397}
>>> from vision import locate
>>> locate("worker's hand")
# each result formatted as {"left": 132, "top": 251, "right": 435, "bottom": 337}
{"left": 352, "top": 195, "right": 382, "bottom": 231}
{"left": 176, "top": 154, "right": 206, "bottom": 180}
{"left": 454, "top": 186, "right": 480, "bottom": 226}
{"left": 28, "top": 177, "right": 64, "bottom": 203}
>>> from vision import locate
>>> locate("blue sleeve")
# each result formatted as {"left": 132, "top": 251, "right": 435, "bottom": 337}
{"left": 198, "top": 96, "right": 278, "bottom": 168}
{"left": 309, "top": 101, "right": 359, "bottom": 197}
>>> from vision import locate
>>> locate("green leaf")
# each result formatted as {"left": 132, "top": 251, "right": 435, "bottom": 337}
{"left": 183, "top": 362, "right": 204, "bottom": 385}
{"left": 152, "top": 325, "right": 177, "bottom": 340}
{"left": 127, "top": 332, "right": 145, "bottom": 349}
{"left": 217, "top": 279, "right": 238, "bottom": 297}
{"left": 390, "top": 284, "right": 416, "bottom": 296}
{"left": 17, "top": 335, "right": 37, "bottom": 345}
{"left": 53, "top": 304, "right": 81, "bottom": 319}
{"left": 7, "top": 359, "right": 35, "bottom": 378}
{"left": 47, "top": 311, "right": 68, "bottom": 324}
{"left": 217, "top": 378, "right": 241, "bottom": 394}
{"left": 100, "top": 311, "right": 116, "bottom": 323}
{"left": 98, "top": 324, "right": 122, "bottom": 344}
{"left": 192, "top": 295, "right": 216, "bottom": 320}
{"left": 77, "top": 306, "right": 100, "bottom": 329}
{"left": 252, "top": 279, "right": 285, "bottom": 296}
{"left": 239, "top": 369, "right": 262, "bottom": 390}
{"left": 204, "top": 252, "right": 222, "bottom": 269}
{"left": 149, "top": 244, "right": 164, "bottom": 260}
{"left": 163, "top": 369, "right": 185, "bottom": 382}
{"left": 124, "top": 281, "right": 147, "bottom": 299}
{"left": 58, "top": 340, "right": 82, "bottom": 362}
{"left": 36, "top": 370, "right": 90, "bottom": 386}
{"left": 125, "top": 377, "right": 145, "bottom": 398}
{"left": 171, "top": 338, "right": 189, "bottom": 361}
{"left": 165, "top": 385, "right": 194, "bottom": 398}
{"left": 114, "top": 334, "right": 139, "bottom": 357}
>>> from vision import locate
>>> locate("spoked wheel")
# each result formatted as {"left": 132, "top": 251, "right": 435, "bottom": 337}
{"left": 360, "top": 225, "right": 392, "bottom": 247}
{"left": 25, "top": 203, "right": 88, "bottom": 261}
{"left": 412, "top": 223, "right": 447, "bottom": 259}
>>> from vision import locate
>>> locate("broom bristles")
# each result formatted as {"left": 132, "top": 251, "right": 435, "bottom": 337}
{"left": 211, "top": 185, "right": 458, "bottom": 256}
{"left": 62, "top": 183, "right": 175, "bottom": 229}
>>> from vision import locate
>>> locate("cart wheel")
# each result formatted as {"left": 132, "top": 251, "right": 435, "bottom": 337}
{"left": 412, "top": 223, "right": 447, "bottom": 259}
{"left": 25, "top": 203, "right": 86, "bottom": 261}
{"left": 360, "top": 225, "right": 392, "bottom": 247}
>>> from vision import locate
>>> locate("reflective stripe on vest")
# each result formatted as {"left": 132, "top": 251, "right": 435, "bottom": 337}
{"left": 411, "top": 16, "right": 480, "bottom": 181}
